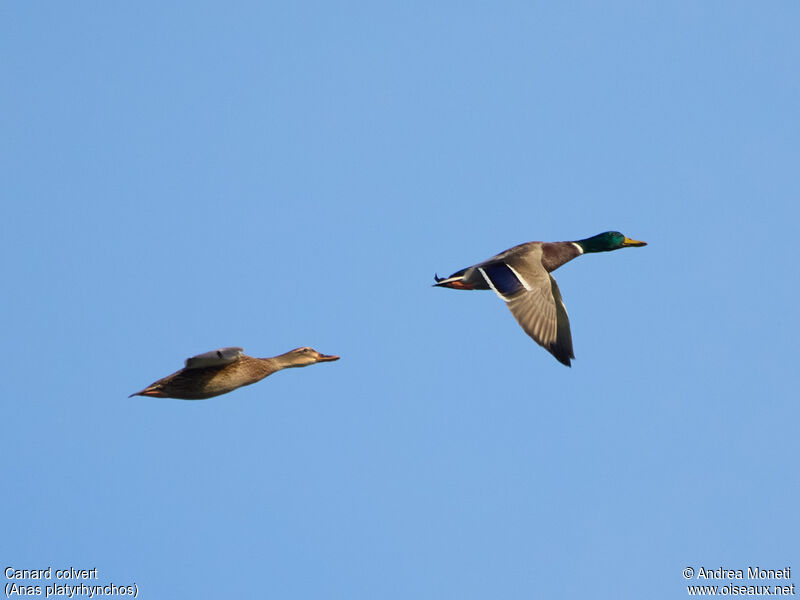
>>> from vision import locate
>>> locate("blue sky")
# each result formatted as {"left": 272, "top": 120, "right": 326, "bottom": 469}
{"left": 2, "top": 2, "right": 798, "bottom": 598}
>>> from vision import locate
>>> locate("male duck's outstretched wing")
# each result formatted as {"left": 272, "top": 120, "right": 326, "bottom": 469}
{"left": 184, "top": 347, "right": 244, "bottom": 370}
{"left": 477, "top": 245, "right": 575, "bottom": 366}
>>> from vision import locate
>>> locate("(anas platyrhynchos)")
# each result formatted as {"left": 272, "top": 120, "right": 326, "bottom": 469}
{"left": 129, "top": 346, "right": 340, "bottom": 399}
{"left": 434, "top": 231, "right": 647, "bottom": 366}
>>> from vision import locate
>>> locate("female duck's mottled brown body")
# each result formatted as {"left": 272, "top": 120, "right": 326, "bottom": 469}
{"left": 130, "top": 346, "right": 339, "bottom": 400}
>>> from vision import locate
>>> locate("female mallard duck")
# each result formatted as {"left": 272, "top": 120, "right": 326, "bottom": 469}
{"left": 434, "top": 231, "right": 646, "bottom": 366}
{"left": 129, "top": 346, "right": 340, "bottom": 399}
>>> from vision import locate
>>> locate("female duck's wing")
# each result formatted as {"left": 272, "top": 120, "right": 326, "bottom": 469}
{"left": 184, "top": 347, "right": 244, "bottom": 370}
{"left": 476, "top": 246, "right": 575, "bottom": 366}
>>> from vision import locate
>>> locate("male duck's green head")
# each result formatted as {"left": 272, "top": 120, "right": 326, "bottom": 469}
{"left": 577, "top": 231, "right": 647, "bottom": 253}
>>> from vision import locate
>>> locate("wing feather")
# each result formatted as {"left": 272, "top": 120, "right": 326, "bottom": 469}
{"left": 184, "top": 347, "right": 244, "bottom": 370}
{"left": 477, "top": 246, "right": 574, "bottom": 365}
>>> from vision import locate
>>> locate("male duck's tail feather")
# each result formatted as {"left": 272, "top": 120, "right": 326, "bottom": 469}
{"left": 433, "top": 270, "right": 475, "bottom": 289}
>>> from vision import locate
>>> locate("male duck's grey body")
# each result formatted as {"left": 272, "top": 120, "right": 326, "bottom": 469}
{"left": 434, "top": 231, "right": 647, "bottom": 366}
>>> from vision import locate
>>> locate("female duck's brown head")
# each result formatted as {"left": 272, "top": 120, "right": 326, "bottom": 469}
{"left": 129, "top": 346, "right": 340, "bottom": 400}
{"left": 280, "top": 347, "right": 341, "bottom": 368}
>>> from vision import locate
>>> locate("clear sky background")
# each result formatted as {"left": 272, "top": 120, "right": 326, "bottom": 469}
{"left": 2, "top": 2, "right": 798, "bottom": 598}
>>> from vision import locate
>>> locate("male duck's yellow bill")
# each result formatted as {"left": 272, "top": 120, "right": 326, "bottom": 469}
{"left": 622, "top": 237, "right": 647, "bottom": 247}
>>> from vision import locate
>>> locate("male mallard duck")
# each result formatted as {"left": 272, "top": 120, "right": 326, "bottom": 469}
{"left": 434, "top": 231, "right": 646, "bottom": 366}
{"left": 129, "top": 346, "right": 340, "bottom": 399}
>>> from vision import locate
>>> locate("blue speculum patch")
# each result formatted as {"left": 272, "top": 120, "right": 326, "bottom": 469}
{"left": 482, "top": 263, "right": 523, "bottom": 296}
